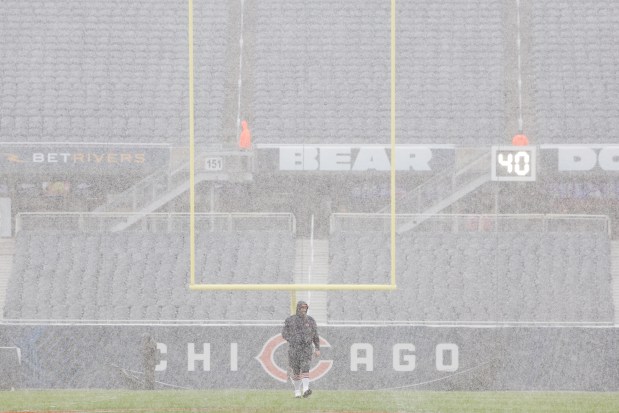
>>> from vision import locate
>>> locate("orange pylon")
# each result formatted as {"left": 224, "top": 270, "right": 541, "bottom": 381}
{"left": 239, "top": 120, "right": 252, "bottom": 149}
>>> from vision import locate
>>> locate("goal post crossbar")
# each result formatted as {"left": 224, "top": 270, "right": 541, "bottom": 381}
{"left": 190, "top": 284, "right": 397, "bottom": 291}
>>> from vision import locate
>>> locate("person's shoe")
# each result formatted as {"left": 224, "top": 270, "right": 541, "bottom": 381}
{"left": 294, "top": 391, "right": 302, "bottom": 398}
{"left": 302, "top": 389, "right": 312, "bottom": 398}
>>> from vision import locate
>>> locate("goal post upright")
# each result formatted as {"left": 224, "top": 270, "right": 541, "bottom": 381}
{"left": 188, "top": 0, "right": 196, "bottom": 286}
{"left": 188, "top": 0, "right": 397, "bottom": 292}
{"left": 390, "top": 0, "right": 396, "bottom": 287}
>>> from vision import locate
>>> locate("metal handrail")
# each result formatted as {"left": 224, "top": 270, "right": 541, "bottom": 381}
{"left": 330, "top": 213, "right": 611, "bottom": 237}
{"left": 15, "top": 212, "right": 296, "bottom": 234}
{"left": 377, "top": 150, "right": 490, "bottom": 214}
{"left": 96, "top": 145, "right": 254, "bottom": 213}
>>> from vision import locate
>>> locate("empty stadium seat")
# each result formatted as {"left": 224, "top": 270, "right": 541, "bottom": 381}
{"left": 328, "top": 230, "right": 615, "bottom": 323}
{"left": 4, "top": 230, "right": 295, "bottom": 321}
{"left": 0, "top": 1, "right": 229, "bottom": 145}
{"left": 530, "top": 1, "right": 619, "bottom": 143}
{"left": 252, "top": 0, "right": 505, "bottom": 145}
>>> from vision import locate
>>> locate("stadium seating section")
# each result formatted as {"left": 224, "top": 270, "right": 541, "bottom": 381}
{"left": 0, "top": 0, "right": 228, "bottom": 144}
{"left": 252, "top": 0, "right": 504, "bottom": 145}
{"left": 1, "top": 0, "right": 616, "bottom": 324}
{"left": 1, "top": 0, "right": 617, "bottom": 144}
{"left": 4, "top": 230, "right": 295, "bottom": 320}
{"left": 5, "top": 228, "right": 614, "bottom": 323}
{"left": 530, "top": 1, "right": 619, "bottom": 143}
{"left": 328, "top": 231, "right": 615, "bottom": 323}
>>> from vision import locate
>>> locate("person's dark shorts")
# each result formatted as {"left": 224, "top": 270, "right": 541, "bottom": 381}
{"left": 288, "top": 346, "right": 312, "bottom": 374}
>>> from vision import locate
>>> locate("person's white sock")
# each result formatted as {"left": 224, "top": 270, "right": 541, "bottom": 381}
{"left": 302, "top": 377, "right": 309, "bottom": 393}
{"left": 293, "top": 379, "right": 302, "bottom": 396}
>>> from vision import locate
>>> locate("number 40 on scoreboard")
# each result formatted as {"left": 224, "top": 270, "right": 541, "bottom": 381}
{"left": 491, "top": 146, "right": 537, "bottom": 182}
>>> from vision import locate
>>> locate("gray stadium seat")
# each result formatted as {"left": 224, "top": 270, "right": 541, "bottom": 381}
{"left": 328, "top": 231, "right": 614, "bottom": 323}
{"left": 530, "top": 1, "right": 619, "bottom": 143}
{"left": 0, "top": 0, "right": 230, "bottom": 145}
{"left": 4, "top": 230, "right": 295, "bottom": 321}
{"left": 252, "top": 0, "right": 504, "bottom": 145}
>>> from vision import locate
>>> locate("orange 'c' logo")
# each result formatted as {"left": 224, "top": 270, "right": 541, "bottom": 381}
{"left": 255, "top": 334, "right": 333, "bottom": 383}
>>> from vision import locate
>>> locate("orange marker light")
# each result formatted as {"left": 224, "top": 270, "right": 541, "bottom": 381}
{"left": 512, "top": 134, "right": 529, "bottom": 146}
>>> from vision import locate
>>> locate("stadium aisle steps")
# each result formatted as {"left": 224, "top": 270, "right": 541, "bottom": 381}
{"left": 293, "top": 239, "right": 328, "bottom": 324}
{"left": 611, "top": 241, "right": 619, "bottom": 325}
{"left": 0, "top": 239, "right": 16, "bottom": 319}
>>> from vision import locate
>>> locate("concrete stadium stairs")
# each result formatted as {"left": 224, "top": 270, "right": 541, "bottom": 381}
{"left": 294, "top": 239, "right": 328, "bottom": 324}
{"left": 0, "top": 238, "right": 15, "bottom": 319}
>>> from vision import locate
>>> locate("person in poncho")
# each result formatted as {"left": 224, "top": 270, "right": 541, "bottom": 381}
{"left": 282, "top": 301, "right": 320, "bottom": 398}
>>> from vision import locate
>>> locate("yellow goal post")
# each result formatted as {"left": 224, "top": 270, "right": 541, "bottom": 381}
{"left": 187, "top": 0, "right": 397, "bottom": 293}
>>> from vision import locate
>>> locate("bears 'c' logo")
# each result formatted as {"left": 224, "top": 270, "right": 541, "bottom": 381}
{"left": 255, "top": 334, "right": 333, "bottom": 383}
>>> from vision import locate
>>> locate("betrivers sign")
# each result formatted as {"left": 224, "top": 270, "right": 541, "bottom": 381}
{"left": 0, "top": 144, "right": 169, "bottom": 173}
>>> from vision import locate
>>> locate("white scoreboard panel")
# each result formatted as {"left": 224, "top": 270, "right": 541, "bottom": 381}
{"left": 491, "top": 146, "right": 537, "bottom": 182}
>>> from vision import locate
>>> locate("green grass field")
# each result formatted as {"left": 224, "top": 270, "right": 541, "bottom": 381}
{"left": 1, "top": 390, "right": 619, "bottom": 413}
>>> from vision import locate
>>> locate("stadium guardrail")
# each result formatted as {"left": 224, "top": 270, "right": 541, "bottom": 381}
{"left": 330, "top": 213, "right": 611, "bottom": 237}
{"left": 15, "top": 212, "right": 296, "bottom": 234}
{"left": 376, "top": 149, "right": 490, "bottom": 215}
